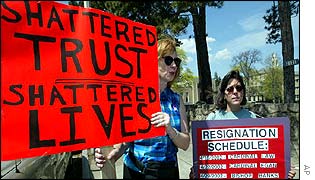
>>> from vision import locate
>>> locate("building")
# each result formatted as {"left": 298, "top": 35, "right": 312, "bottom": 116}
{"left": 181, "top": 77, "right": 199, "bottom": 105}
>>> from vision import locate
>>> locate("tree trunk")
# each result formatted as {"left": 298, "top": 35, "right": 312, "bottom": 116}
{"left": 278, "top": 1, "right": 295, "bottom": 103}
{"left": 191, "top": 5, "right": 213, "bottom": 104}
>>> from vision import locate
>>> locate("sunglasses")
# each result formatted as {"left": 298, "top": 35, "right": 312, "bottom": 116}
{"left": 163, "top": 56, "right": 181, "bottom": 66}
{"left": 226, "top": 85, "right": 243, "bottom": 94}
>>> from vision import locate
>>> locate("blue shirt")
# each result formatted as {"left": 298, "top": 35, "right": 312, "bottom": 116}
{"left": 206, "top": 108, "right": 257, "bottom": 120}
{"left": 124, "top": 87, "right": 181, "bottom": 172}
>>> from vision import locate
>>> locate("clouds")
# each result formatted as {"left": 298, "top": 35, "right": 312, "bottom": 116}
{"left": 206, "top": 36, "right": 216, "bottom": 44}
{"left": 179, "top": 38, "right": 197, "bottom": 54}
{"left": 181, "top": 11, "right": 269, "bottom": 64}
{"left": 179, "top": 36, "right": 216, "bottom": 63}
{"left": 213, "top": 48, "right": 231, "bottom": 62}
{"left": 221, "top": 11, "right": 270, "bottom": 55}
{"left": 223, "top": 31, "right": 268, "bottom": 54}
{"left": 238, "top": 13, "right": 265, "bottom": 32}
{"left": 210, "top": 11, "right": 277, "bottom": 64}
{"left": 180, "top": 37, "right": 215, "bottom": 54}
{"left": 179, "top": 35, "right": 233, "bottom": 68}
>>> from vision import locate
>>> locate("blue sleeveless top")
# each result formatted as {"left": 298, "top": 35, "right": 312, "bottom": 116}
{"left": 123, "top": 87, "right": 181, "bottom": 172}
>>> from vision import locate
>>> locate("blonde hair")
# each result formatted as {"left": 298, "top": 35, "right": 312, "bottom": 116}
{"left": 157, "top": 37, "right": 180, "bottom": 87}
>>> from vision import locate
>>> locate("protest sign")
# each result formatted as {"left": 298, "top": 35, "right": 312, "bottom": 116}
{"left": 192, "top": 117, "right": 291, "bottom": 179}
{"left": 1, "top": 1, "right": 162, "bottom": 161}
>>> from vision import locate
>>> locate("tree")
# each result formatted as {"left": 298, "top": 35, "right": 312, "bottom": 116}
{"left": 172, "top": 68, "right": 195, "bottom": 94}
{"left": 173, "top": 2, "right": 224, "bottom": 104}
{"left": 263, "top": 1, "right": 299, "bottom": 44}
{"left": 262, "top": 53, "right": 283, "bottom": 103}
{"left": 231, "top": 49, "right": 262, "bottom": 98}
{"left": 213, "top": 72, "right": 221, "bottom": 93}
{"left": 263, "top": 1, "right": 299, "bottom": 103}
{"left": 278, "top": 1, "right": 295, "bottom": 103}
{"left": 68, "top": 0, "right": 83, "bottom": 7}
{"left": 89, "top": 1, "right": 190, "bottom": 37}
{"left": 172, "top": 47, "right": 195, "bottom": 94}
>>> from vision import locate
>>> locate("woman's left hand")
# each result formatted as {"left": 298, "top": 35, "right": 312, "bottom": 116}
{"left": 151, "top": 112, "right": 170, "bottom": 127}
{"left": 288, "top": 167, "right": 296, "bottom": 179}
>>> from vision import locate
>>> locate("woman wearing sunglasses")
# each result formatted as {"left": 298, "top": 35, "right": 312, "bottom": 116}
{"left": 94, "top": 37, "right": 190, "bottom": 179}
{"left": 189, "top": 70, "right": 296, "bottom": 179}
{"left": 206, "top": 70, "right": 256, "bottom": 120}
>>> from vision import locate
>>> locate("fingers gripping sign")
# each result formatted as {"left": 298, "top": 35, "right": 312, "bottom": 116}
{"left": 151, "top": 112, "right": 170, "bottom": 128}
{"left": 94, "top": 147, "right": 116, "bottom": 179}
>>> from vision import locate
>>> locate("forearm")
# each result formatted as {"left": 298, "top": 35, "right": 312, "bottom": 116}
{"left": 167, "top": 126, "right": 190, "bottom": 150}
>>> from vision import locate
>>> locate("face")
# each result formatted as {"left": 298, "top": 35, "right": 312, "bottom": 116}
{"left": 158, "top": 52, "right": 180, "bottom": 83}
{"left": 224, "top": 78, "right": 244, "bottom": 108}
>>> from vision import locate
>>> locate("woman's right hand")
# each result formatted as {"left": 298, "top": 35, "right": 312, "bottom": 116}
{"left": 94, "top": 143, "right": 129, "bottom": 168}
{"left": 94, "top": 147, "right": 119, "bottom": 168}
{"left": 94, "top": 147, "right": 106, "bottom": 168}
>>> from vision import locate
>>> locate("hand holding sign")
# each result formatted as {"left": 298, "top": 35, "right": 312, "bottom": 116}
{"left": 100, "top": 146, "right": 116, "bottom": 179}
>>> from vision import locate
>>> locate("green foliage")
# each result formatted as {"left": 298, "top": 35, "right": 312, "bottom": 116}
{"left": 68, "top": 0, "right": 83, "bottom": 7}
{"left": 262, "top": 53, "right": 283, "bottom": 102}
{"left": 176, "top": 48, "right": 188, "bottom": 65}
{"left": 172, "top": 47, "right": 195, "bottom": 93}
{"left": 213, "top": 72, "right": 221, "bottom": 92}
{"left": 263, "top": 1, "right": 299, "bottom": 44}
{"left": 172, "top": 68, "right": 195, "bottom": 94}
{"left": 172, "top": 1, "right": 224, "bottom": 12}
{"left": 89, "top": 1, "right": 190, "bottom": 37}
{"left": 263, "top": 2, "right": 280, "bottom": 44}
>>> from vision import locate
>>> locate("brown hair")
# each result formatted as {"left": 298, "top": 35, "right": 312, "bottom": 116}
{"left": 215, "top": 70, "right": 247, "bottom": 110}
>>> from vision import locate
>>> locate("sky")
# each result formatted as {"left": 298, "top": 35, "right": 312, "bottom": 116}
{"left": 178, "top": 1, "right": 299, "bottom": 78}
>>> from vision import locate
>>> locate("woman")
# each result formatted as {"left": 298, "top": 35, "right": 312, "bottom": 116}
{"left": 206, "top": 70, "right": 257, "bottom": 120}
{"left": 95, "top": 37, "right": 190, "bottom": 179}
{"left": 189, "top": 70, "right": 296, "bottom": 179}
